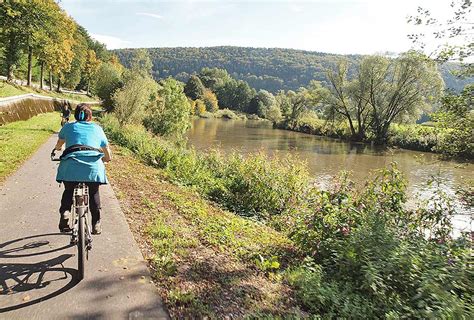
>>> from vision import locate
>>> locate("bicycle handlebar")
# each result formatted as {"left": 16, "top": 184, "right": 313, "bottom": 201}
{"left": 51, "top": 149, "right": 61, "bottom": 161}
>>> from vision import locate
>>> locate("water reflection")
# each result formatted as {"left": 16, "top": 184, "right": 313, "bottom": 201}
{"left": 187, "top": 118, "right": 473, "bottom": 207}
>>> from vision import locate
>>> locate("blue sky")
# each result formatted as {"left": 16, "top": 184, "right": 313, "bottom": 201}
{"left": 60, "top": 0, "right": 454, "bottom": 55}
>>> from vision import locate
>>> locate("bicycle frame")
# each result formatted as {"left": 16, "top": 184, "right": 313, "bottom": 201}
{"left": 51, "top": 150, "right": 93, "bottom": 281}
{"left": 71, "top": 183, "right": 92, "bottom": 249}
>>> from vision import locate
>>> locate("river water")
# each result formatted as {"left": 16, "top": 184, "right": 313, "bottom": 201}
{"left": 186, "top": 118, "right": 473, "bottom": 233}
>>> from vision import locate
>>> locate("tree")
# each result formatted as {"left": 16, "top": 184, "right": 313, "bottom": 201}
{"left": 275, "top": 90, "right": 293, "bottom": 118}
{"left": 326, "top": 58, "right": 373, "bottom": 140}
{"left": 198, "top": 67, "right": 232, "bottom": 91}
{"left": 248, "top": 90, "right": 276, "bottom": 117}
{"left": 83, "top": 50, "right": 101, "bottom": 94}
{"left": 202, "top": 89, "right": 219, "bottom": 112}
{"left": 184, "top": 75, "right": 205, "bottom": 100}
{"left": 0, "top": 0, "right": 61, "bottom": 82}
{"left": 112, "top": 72, "right": 158, "bottom": 126}
{"left": 216, "top": 79, "right": 256, "bottom": 111}
{"left": 408, "top": 0, "right": 473, "bottom": 67}
{"left": 285, "top": 82, "right": 328, "bottom": 126}
{"left": 93, "top": 62, "right": 123, "bottom": 110}
{"left": 63, "top": 28, "right": 88, "bottom": 90}
{"left": 144, "top": 78, "right": 191, "bottom": 138}
{"left": 265, "top": 104, "right": 283, "bottom": 123}
{"left": 130, "top": 48, "right": 153, "bottom": 77}
{"left": 368, "top": 52, "right": 443, "bottom": 142}
{"left": 326, "top": 53, "right": 443, "bottom": 142}
{"left": 433, "top": 84, "right": 474, "bottom": 158}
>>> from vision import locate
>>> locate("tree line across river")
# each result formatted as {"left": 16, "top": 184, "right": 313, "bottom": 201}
{"left": 113, "top": 46, "right": 472, "bottom": 93}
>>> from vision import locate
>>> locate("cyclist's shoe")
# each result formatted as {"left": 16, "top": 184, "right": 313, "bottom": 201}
{"left": 59, "top": 211, "right": 71, "bottom": 233}
{"left": 92, "top": 220, "right": 102, "bottom": 235}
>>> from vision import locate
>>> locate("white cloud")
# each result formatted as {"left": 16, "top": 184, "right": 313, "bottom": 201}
{"left": 136, "top": 12, "right": 164, "bottom": 19}
{"left": 91, "top": 33, "right": 131, "bottom": 49}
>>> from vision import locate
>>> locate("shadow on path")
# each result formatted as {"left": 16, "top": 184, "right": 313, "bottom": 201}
{"left": 0, "top": 233, "right": 78, "bottom": 313}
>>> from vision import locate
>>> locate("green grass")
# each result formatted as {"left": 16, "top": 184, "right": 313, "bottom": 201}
{"left": 0, "top": 81, "right": 98, "bottom": 103}
{"left": 0, "top": 112, "right": 60, "bottom": 182}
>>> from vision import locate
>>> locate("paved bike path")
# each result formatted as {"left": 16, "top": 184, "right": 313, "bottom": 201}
{"left": 0, "top": 135, "right": 169, "bottom": 319}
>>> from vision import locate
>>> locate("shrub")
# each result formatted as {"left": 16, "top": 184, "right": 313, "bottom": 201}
{"left": 288, "top": 166, "right": 473, "bottom": 318}
{"left": 101, "top": 114, "right": 310, "bottom": 221}
{"left": 215, "top": 108, "right": 238, "bottom": 119}
{"left": 101, "top": 114, "right": 472, "bottom": 318}
{"left": 111, "top": 73, "right": 157, "bottom": 126}
{"left": 143, "top": 78, "right": 191, "bottom": 138}
{"left": 202, "top": 89, "right": 219, "bottom": 113}
{"left": 194, "top": 99, "right": 206, "bottom": 116}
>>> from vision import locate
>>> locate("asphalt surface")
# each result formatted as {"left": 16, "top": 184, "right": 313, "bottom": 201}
{"left": 0, "top": 135, "right": 169, "bottom": 320}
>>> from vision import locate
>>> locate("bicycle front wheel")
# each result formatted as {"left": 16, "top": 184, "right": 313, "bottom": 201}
{"left": 77, "top": 207, "right": 85, "bottom": 281}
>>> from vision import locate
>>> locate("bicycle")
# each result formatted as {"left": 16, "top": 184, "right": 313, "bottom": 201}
{"left": 51, "top": 149, "right": 92, "bottom": 282}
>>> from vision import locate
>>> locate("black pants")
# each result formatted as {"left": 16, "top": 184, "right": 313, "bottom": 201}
{"left": 60, "top": 182, "right": 101, "bottom": 224}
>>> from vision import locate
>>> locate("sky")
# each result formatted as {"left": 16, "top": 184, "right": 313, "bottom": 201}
{"left": 59, "top": 0, "right": 467, "bottom": 55}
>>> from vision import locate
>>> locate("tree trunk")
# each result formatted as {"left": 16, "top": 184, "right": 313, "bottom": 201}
{"left": 27, "top": 46, "right": 33, "bottom": 86}
{"left": 57, "top": 77, "right": 61, "bottom": 92}
{"left": 39, "top": 61, "right": 44, "bottom": 90}
{"left": 6, "top": 33, "right": 17, "bottom": 82}
{"left": 347, "top": 116, "right": 357, "bottom": 139}
{"left": 49, "top": 69, "right": 53, "bottom": 91}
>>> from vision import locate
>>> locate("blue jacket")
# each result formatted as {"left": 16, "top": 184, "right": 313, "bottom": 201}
{"left": 55, "top": 121, "right": 108, "bottom": 184}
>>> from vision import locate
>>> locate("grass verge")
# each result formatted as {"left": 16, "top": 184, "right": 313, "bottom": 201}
{"left": 0, "top": 112, "right": 60, "bottom": 182}
{"left": 0, "top": 81, "right": 98, "bottom": 103}
{"left": 107, "top": 146, "right": 303, "bottom": 318}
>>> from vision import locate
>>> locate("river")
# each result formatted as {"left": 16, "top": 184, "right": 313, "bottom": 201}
{"left": 186, "top": 118, "right": 473, "bottom": 234}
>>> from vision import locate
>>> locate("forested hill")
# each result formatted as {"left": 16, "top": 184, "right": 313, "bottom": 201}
{"left": 113, "top": 46, "right": 471, "bottom": 93}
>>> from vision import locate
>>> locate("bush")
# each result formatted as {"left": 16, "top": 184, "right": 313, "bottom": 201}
{"left": 101, "top": 114, "right": 472, "bottom": 318}
{"left": 101, "top": 114, "right": 310, "bottom": 221}
{"left": 143, "top": 78, "right": 191, "bottom": 138}
{"left": 215, "top": 108, "right": 238, "bottom": 119}
{"left": 388, "top": 124, "right": 441, "bottom": 152}
{"left": 288, "top": 166, "right": 473, "bottom": 318}
{"left": 194, "top": 99, "right": 206, "bottom": 116}
{"left": 111, "top": 73, "right": 157, "bottom": 126}
{"left": 202, "top": 89, "right": 219, "bottom": 113}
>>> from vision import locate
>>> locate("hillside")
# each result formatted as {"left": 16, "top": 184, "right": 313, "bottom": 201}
{"left": 113, "top": 46, "right": 471, "bottom": 93}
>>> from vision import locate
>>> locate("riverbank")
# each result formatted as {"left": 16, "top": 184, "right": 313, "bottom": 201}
{"left": 274, "top": 115, "right": 473, "bottom": 160}
{"left": 0, "top": 112, "right": 60, "bottom": 182}
{"left": 107, "top": 146, "right": 303, "bottom": 318}
{"left": 101, "top": 113, "right": 472, "bottom": 318}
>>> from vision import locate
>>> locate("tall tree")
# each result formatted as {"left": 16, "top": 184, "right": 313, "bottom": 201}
{"left": 184, "top": 75, "right": 205, "bottom": 100}
{"left": 83, "top": 50, "right": 101, "bottom": 94}
{"left": 285, "top": 83, "right": 328, "bottom": 126}
{"left": 144, "top": 78, "right": 192, "bottom": 138}
{"left": 198, "top": 67, "right": 232, "bottom": 91}
{"left": 112, "top": 72, "right": 157, "bottom": 126}
{"left": 248, "top": 90, "right": 276, "bottom": 117}
{"left": 326, "top": 58, "right": 373, "bottom": 140}
{"left": 130, "top": 48, "right": 153, "bottom": 77}
{"left": 93, "top": 61, "right": 123, "bottom": 111}
{"left": 368, "top": 52, "right": 443, "bottom": 141}
{"left": 215, "top": 79, "right": 256, "bottom": 111}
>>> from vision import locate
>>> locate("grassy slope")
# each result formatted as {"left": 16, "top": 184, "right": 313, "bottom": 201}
{"left": 107, "top": 146, "right": 303, "bottom": 318}
{"left": 0, "top": 81, "right": 98, "bottom": 103}
{"left": 0, "top": 112, "right": 60, "bottom": 182}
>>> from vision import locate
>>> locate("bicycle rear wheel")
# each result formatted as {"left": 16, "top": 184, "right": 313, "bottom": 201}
{"left": 77, "top": 207, "right": 85, "bottom": 281}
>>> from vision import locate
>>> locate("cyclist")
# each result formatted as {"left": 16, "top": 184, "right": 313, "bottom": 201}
{"left": 61, "top": 101, "right": 72, "bottom": 127}
{"left": 54, "top": 103, "right": 112, "bottom": 235}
